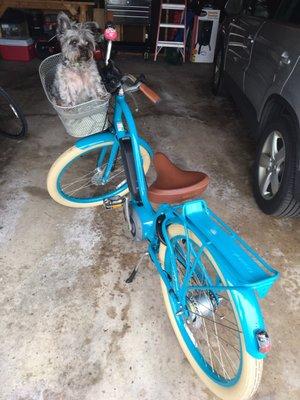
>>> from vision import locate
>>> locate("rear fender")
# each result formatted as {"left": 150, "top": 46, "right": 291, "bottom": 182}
{"left": 160, "top": 201, "right": 271, "bottom": 360}
{"left": 230, "top": 288, "right": 266, "bottom": 359}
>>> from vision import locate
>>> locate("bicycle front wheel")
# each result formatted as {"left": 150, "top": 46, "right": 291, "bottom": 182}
{"left": 159, "top": 224, "right": 263, "bottom": 400}
{"left": 0, "top": 87, "right": 27, "bottom": 139}
{"left": 47, "top": 139, "right": 151, "bottom": 207}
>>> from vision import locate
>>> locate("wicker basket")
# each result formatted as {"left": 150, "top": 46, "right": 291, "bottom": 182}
{"left": 39, "top": 53, "right": 110, "bottom": 137}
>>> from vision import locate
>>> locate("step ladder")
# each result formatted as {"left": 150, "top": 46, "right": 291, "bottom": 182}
{"left": 154, "top": 1, "right": 187, "bottom": 62}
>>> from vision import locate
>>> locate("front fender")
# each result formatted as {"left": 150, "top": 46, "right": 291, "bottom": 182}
{"left": 75, "top": 132, "right": 153, "bottom": 158}
{"left": 75, "top": 132, "right": 115, "bottom": 150}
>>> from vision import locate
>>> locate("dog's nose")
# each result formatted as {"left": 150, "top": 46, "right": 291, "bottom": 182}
{"left": 81, "top": 46, "right": 89, "bottom": 56}
{"left": 79, "top": 46, "right": 88, "bottom": 54}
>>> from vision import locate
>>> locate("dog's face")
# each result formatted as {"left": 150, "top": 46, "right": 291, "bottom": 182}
{"left": 57, "top": 12, "right": 96, "bottom": 63}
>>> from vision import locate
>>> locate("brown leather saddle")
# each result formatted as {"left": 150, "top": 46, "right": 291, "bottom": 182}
{"left": 148, "top": 152, "right": 209, "bottom": 204}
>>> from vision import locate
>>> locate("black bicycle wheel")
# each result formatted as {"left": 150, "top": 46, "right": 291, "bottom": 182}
{"left": 0, "top": 87, "right": 28, "bottom": 139}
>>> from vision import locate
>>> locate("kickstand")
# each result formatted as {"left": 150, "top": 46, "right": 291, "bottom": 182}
{"left": 125, "top": 252, "right": 149, "bottom": 283}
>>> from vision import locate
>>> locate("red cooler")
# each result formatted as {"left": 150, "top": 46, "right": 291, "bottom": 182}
{"left": 0, "top": 38, "right": 35, "bottom": 61}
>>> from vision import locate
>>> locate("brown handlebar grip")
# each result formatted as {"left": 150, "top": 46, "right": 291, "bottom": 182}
{"left": 140, "top": 83, "right": 160, "bottom": 104}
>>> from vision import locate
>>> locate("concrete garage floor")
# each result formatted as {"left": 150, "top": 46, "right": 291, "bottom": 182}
{"left": 0, "top": 55, "right": 299, "bottom": 400}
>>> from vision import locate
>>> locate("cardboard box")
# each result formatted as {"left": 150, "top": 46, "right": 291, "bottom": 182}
{"left": 0, "top": 38, "right": 35, "bottom": 61}
{"left": 191, "top": 9, "right": 220, "bottom": 63}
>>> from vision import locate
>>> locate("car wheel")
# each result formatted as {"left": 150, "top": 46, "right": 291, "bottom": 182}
{"left": 212, "top": 46, "right": 226, "bottom": 96}
{"left": 253, "top": 117, "right": 300, "bottom": 217}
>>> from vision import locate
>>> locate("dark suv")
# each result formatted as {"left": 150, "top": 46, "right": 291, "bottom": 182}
{"left": 212, "top": 0, "right": 300, "bottom": 217}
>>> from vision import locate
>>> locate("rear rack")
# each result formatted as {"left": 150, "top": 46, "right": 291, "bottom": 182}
{"left": 172, "top": 199, "right": 279, "bottom": 298}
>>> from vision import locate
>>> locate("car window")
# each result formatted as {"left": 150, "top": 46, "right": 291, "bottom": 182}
{"left": 243, "top": 0, "right": 281, "bottom": 19}
{"left": 275, "top": 0, "right": 300, "bottom": 25}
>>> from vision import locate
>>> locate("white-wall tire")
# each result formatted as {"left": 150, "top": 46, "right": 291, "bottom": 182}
{"left": 159, "top": 224, "right": 263, "bottom": 400}
{"left": 47, "top": 142, "right": 151, "bottom": 208}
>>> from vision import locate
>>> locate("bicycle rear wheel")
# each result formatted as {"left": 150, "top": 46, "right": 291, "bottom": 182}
{"left": 0, "top": 87, "right": 27, "bottom": 139}
{"left": 159, "top": 224, "right": 263, "bottom": 400}
{"left": 47, "top": 139, "right": 151, "bottom": 207}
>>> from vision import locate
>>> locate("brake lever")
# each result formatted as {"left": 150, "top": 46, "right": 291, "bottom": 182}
{"left": 138, "top": 74, "right": 146, "bottom": 84}
{"left": 122, "top": 74, "right": 146, "bottom": 86}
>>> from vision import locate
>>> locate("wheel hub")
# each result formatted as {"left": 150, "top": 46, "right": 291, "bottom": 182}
{"left": 91, "top": 168, "right": 104, "bottom": 186}
{"left": 266, "top": 157, "right": 280, "bottom": 173}
{"left": 187, "top": 293, "right": 219, "bottom": 325}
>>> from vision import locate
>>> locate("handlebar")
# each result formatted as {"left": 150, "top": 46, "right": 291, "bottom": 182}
{"left": 139, "top": 83, "right": 160, "bottom": 104}
{"left": 103, "top": 25, "right": 160, "bottom": 104}
{"left": 122, "top": 75, "right": 160, "bottom": 104}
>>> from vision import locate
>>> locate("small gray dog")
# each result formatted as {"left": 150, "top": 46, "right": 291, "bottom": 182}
{"left": 52, "top": 12, "right": 108, "bottom": 107}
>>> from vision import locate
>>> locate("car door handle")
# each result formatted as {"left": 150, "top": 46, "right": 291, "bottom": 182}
{"left": 280, "top": 51, "right": 291, "bottom": 65}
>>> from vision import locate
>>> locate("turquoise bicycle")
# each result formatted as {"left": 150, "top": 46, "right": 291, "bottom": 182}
{"left": 42, "top": 27, "right": 279, "bottom": 400}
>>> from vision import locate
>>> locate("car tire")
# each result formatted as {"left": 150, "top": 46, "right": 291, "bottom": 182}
{"left": 253, "top": 117, "right": 300, "bottom": 217}
{"left": 212, "top": 46, "right": 226, "bottom": 96}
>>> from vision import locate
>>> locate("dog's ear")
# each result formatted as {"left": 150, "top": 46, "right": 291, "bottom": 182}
{"left": 57, "top": 12, "right": 71, "bottom": 35}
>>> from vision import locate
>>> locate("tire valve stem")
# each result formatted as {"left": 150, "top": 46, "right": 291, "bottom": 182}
{"left": 256, "top": 330, "right": 271, "bottom": 354}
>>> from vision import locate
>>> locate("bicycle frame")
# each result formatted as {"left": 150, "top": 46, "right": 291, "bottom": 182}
{"left": 75, "top": 90, "right": 279, "bottom": 361}
{"left": 114, "top": 95, "right": 153, "bottom": 210}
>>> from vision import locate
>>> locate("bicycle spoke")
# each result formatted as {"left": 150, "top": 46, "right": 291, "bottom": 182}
{"left": 105, "top": 168, "right": 123, "bottom": 182}
{"left": 58, "top": 146, "right": 127, "bottom": 200}
{"left": 190, "top": 295, "right": 238, "bottom": 329}
{"left": 62, "top": 170, "right": 96, "bottom": 189}
{"left": 197, "top": 325, "right": 231, "bottom": 379}
{"left": 190, "top": 307, "right": 240, "bottom": 379}
{"left": 188, "top": 310, "right": 242, "bottom": 334}
{"left": 67, "top": 181, "right": 95, "bottom": 195}
{"left": 218, "top": 340, "right": 238, "bottom": 375}
{"left": 168, "top": 232, "right": 243, "bottom": 383}
{"left": 201, "top": 315, "right": 214, "bottom": 372}
{"left": 211, "top": 301, "right": 227, "bottom": 378}
{"left": 208, "top": 329, "right": 240, "bottom": 353}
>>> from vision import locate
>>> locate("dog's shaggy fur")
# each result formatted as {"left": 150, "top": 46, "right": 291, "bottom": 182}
{"left": 52, "top": 12, "right": 108, "bottom": 107}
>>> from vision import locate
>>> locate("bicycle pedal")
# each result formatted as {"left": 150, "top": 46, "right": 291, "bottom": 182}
{"left": 103, "top": 196, "right": 126, "bottom": 209}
